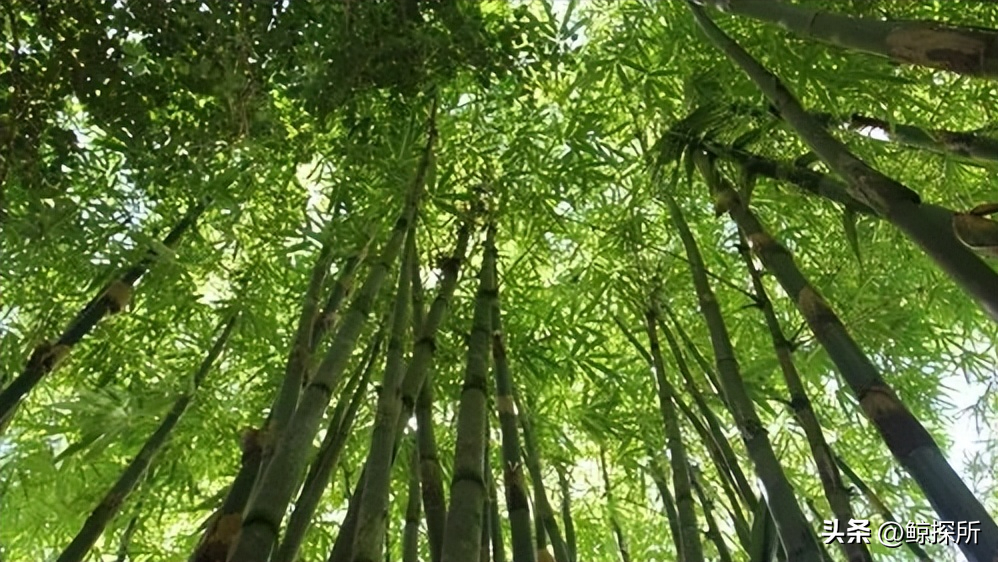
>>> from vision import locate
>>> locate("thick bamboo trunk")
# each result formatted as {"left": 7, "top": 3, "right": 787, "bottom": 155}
{"left": 440, "top": 225, "right": 497, "bottom": 562}
{"left": 700, "top": 153, "right": 998, "bottom": 562}
{"left": 699, "top": 0, "right": 998, "bottom": 78}
{"left": 227, "top": 113, "right": 434, "bottom": 562}
{"left": 352, "top": 220, "right": 416, "bottom": 562}
{"left": 405, "top": 223, "right": 474, "bottom": 562}
{"left": 688, "top": 3, "right": 998, "bottom": 324}
{"left": 272, "top": 327, "right": 384, "bottom": 562}
{"left": 191, "top": 243, "right": 366, "bottom": 562}
{"left": 265, "top": 223, "right": 340, "bottom": 475}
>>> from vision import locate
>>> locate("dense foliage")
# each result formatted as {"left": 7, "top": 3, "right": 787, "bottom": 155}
{"left": 2, "top": 1, "right": 997, "bottom": 562}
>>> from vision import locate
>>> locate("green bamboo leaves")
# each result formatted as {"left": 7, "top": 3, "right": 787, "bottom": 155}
{"left": 57, "top": 314, "right": 237, "bottom": 562}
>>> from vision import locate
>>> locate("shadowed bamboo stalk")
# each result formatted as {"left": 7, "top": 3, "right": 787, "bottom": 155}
{"left": 664, "top": 192, "right": 822, "bottom": 560}
{"left": 681, "top": 398, "right": 750, "bottom": 545}
{"left": 328, "top": 219, "right": 469, "bottom": 562}
{"left": 491, "top": 266, "right": 537, "bottom": 562}
{"left": 704, "top": 142, "right": 875, "bottom": 216}
{"left": 646, "top": 458, "right": 682, "bottom": 553}
{"left": 191, "top": 242, "right": 367, "bottom": 562}
{"left": 227, "top": 108, "right": 436, "bottom": 562}
{"left": 272, "top": 324, "right": 385, "bottom": 562}
{"left": 488, "top": 464, "right": 508, "bottom": 562}
{"left": 328, "top": 469, "right": 369, "bottom": 562}
{"left": 190, "top": 430, "right": 264, "bottom": 562}
{"left": 113, "top": 508, "right": 141, "bottom": 562}
{"left": 513, "top": 388, "right": 569, "bottom": 562}
{"left": 416, "top": 375, "right": 447, "bottom": 562}
{"left": 802, "top": 500, "right": 843, "bottom": 562}
{"left": 696, "top": 151, "right": 998, "bottom": 562}
{"left": 440, "top": 224, "right": 498, "bottom": 562}
{"left": 616, "top": 312, "right": 752, "bottom": 545}
{"left": 533, "top": 485, "right": 548, "bottom": 562}
{"left": 656, "top": 315, "right": 757, "bottom": 515}
{"left": 687, "top": 2, "right": 998, "bottom": 323}
{"left": 351, "top": 218, "right": 417, "bottom": 562}
{"left": 481, "top": 414, "right": 494, "bottom": 562}
{"left": 555, "top": 465, "right": 577, "bottom": 562}
{"left": 689, "top": 467, "right": 734, "bottom": 562}
{"left": 727, "top": 102, "right": 998, "bottom": 168}
{"left": 405, "top": 221, "right": 475, "bottom": 562}
{"left": 696, "top": 0, "right": 998, "bottom": 78}
{"left": 266, "top": 223, "right": 341, "bottom": 475}
{"left": 643, "top": 304, "right": 704, "bottom": 562}
{"left": 407, "top": 228, "right": 445, "bottom": 562}
{"left": 311, "top": 241, "right": 372, "bottom": 352}
{"left": 0, "top": 198, "right": 209, "bottom": 431}
{"left": 736, "top": 230, "right": 872, "bottom": 562}
{"left": 57, "top": 314, "right": 237, "bottom": 562}
{"left": 403, "top": 439, "right": 422, "bottom": 562}
{"left": 818, "top": 112, "right": 998, "bottom": 167}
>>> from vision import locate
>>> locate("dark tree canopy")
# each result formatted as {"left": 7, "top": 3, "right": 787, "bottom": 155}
{"left": 2, "top": 1, "right": 998, "bottom": 562}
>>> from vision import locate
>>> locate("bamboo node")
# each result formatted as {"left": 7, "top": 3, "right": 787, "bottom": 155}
{"left": 858, "top": 386, "right": 899, "bottom": 418}
{"left": 103, "top": 281, "right": 134, "bottom": 314}
{"left": 746, "top": 231, "right": 774, "bottom": 253}
{"left": 496, "top": 395, "right": 516, "bottom": 414}
{"left": 713, "top": 185, "right": 741, "bottom": 217}
{"left": 953, "top": 211, "right": 998, "bottom": 258}
{"left": 31, "top": 342, "right": 71, "bottom": 372}
{"left": 797, "top": 286, "right": 836, "bottom": 326}
{"left": 886, "top": 27, "right": 986, "bottom": 76}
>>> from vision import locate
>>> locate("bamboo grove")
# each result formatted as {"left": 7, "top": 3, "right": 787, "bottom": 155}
{"left": 2, "top": 1, "right": 998, "bottom": 562}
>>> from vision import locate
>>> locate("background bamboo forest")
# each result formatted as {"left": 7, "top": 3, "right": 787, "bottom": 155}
{"left": 3, "top": 1, "right": 998, "bottom": 561}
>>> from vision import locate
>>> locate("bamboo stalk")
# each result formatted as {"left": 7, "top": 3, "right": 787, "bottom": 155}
{"left": 665, "top": 192, "right": 822, "bottom": 560}
{"left": 687, "top": 2, "right": 998, "bottom": 323}
{"left": 697, "top": 151, "right": 998, "bottom": 562}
